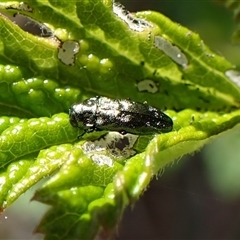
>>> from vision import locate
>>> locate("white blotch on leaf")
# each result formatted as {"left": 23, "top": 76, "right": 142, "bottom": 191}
{"left": 154, "top": 36, "right": 188, "bottom": 68}
{"left": 91, "top": 154, "right": 113, "bottom": 167}
{"left": 113, "top": 2, "right": 152, "bottom": 32}
{"left": 225, "top": 69, "right": 240, "bottom": 88}
{"left": 4, "top": 2, "right": 33, "bottom": 12}
{"left": 137, "top": 79, "right": 159, "bottom": 93}
{"left": 58, "top": 40, "right": 80, "bottom": 66}
{"left": 82, "top": 132, "right": 138, "bottom": 162}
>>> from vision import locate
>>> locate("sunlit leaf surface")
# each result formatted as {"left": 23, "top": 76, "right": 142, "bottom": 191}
{"left": 0, "top": 0, "right": 240, "bottom": 239}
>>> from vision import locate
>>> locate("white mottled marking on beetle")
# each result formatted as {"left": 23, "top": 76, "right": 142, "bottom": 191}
{"left": 98, "top": 97, "right": 119, "bottom": 110}
{"left": 154, "top": 36, "right": 188, "bottom": 68}
{"left": 113, "top": 2, "right": 152, "bottom": 32}
{"left": 58, "top": 40, "right": 80, "bottom": 66}
{"left": 120, "top": 100, "right": 131, "bottom": 111}
{"left": 225, "top": 70, "right": 240, "bottom": 87}
{"left": 137, "top": 79, "right": 159, "bottom": 93}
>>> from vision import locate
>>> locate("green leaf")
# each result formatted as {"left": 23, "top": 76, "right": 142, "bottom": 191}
{"left": 0, "top": 0, "right": 240, "bottom": 239}
{"left": 0, "top": 0, "right": 239, "bottom": 110}
{"left": 0, "top": 113, "right": 78, "bottom": 168}
{"left": 34, "top": 185, "right": 117, "bottom": 240}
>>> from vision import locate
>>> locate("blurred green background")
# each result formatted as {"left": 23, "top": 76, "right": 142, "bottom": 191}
{"left": 119, "top": 1, "right": 240, "bottom": 239}
{"left": 1, "top": 0, "right": 240, "bottom": 239}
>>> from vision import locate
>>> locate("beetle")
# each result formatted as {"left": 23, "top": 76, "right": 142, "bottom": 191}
{"left": 69, "top": 96, "right": 173, "bottom": 135}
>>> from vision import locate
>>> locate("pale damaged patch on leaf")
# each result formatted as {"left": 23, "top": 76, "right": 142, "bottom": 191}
{"left": 113, "top": 2, "right": 152, "bottom": 32}
{"left": 225, "top": 69, "right": 240, "bottom": 88}
{"left": 5, "top": 2, "right": 33, "bottom": 12}
{"left": 82, "top": 132, "right": 139, "bottom": 162}
{"left": 58, "top": 40, "right": 80, "bottom": 66}
{"left": 136, "top": 79, "right": 159, "bottom": 94}
{"left": 154, "top": 36, "right": 188, "bottom": 68}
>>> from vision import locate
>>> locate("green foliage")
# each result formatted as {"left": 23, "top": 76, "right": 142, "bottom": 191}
{"left": 0, "top": 0, "right": 240, "bottom": 239}
{"left": 218, "top": 0, "right": 240, "bottom": 43}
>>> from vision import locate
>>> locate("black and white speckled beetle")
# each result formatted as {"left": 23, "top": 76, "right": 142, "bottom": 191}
{"left": 69, "top": 96, "right": 173, "bottom": 135}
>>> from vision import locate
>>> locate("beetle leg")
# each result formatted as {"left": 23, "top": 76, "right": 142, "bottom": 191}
{"left": 77, "top": 130, "right": 86, "bottom": 139}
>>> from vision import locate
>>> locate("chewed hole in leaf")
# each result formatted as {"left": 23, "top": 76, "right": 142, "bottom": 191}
{"left": 2, "top": 12, "right": 55, "bottom": 38}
